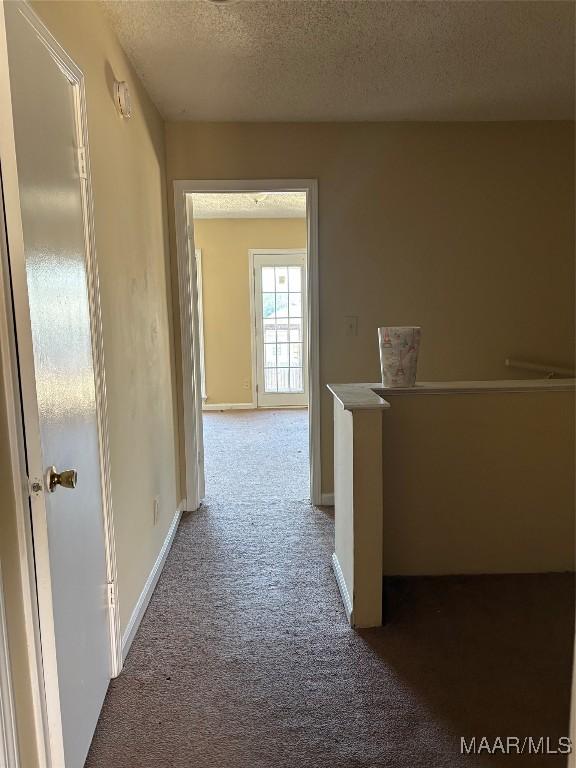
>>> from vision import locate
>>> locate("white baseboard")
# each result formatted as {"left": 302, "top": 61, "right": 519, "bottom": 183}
{"left": 121, "top": 508, "right": 182, "bottom": 660}
{"left": 202, "top": 402, "right": 255, "bottom": 411}
{"left": 331, "top": 552, "right": 353, "bottom": 625}
{"left": 321, "top": 493, "right": 334, "bottom": 506}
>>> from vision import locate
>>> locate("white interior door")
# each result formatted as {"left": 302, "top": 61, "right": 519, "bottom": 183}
{"left": 3, "top": 4, "right": 110, "bottom": 766}
{"left": 185, "top": 197, "right": 205, "bottom": 503}
{"left": 253, "top": 251, "right": 308, "bottom": 407}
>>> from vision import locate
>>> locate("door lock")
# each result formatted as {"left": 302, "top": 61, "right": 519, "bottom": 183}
{"left": 46, "top": 466, "right": 78, "bottom": 493}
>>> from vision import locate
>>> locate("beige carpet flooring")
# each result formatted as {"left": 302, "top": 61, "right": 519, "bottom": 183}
{"left": 85, "top": 409, "right": 574, "bottom": 767}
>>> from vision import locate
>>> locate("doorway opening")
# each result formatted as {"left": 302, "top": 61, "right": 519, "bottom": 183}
{"left": 174, "top": 180, "right": 320, "bottom": 510}
{"left": 186, "top": 189, "right": 311, "bottom": 502}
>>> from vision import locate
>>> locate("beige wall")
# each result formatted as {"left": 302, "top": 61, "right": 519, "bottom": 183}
{"left": 165, "top": 122, "right": 575, "bottom": 495}
{"left": 380, "top": 391, "right": 575, "bottom": 574}
{"left": 193, "top": 218, "right": 307, "bottom": 404}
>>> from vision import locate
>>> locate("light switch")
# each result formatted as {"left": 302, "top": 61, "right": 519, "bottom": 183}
{"left": 344, "top": 316, "right": 358, "bottom": 336}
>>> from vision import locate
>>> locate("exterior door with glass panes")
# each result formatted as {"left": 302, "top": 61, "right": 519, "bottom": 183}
{"left": 253, "top": 251, "right": 308, "bottom": 407}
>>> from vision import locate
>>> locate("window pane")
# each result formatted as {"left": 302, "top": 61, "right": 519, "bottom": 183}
{"left": 275, "top": 267, "right": 288, "bottom": 291}
{"left": 288, "top": 266, "right": 301, "bottom": 293}
{"left": 277, "top": 368, "right": 290, "bottom": 391}
{"left": 276, "top": 322, "right": 289, "bottom": 342}
{"left": 262, "top": 267, "right": 275, "bottom": 292}
{"left": 265, "top": 368, "right": 277, "bottom": 392}
{"left": 262, "top": 293, "right": 276, "bottom": 318}
{"left": 277, "top": 343, "right": 289, "bottom": 366}
{"left": 289, "top": 292, "right": 301, "bottom": 318}
{"left": 275, "top": 293, "right": 288, "bottom": 318}
{"left": 289, "top": 343, "right": 301, "bottom": 366}
{"left": 289, "top": 319, "right": 302, "bottom": 342}
{"left": 264, "top": 343, "right": 277, "bottom": 367}
{"left": 290, "top": 368, "right": 303, "bottom": 391}
{"left": 263, "top": 319, "right": 276, "bottom": 343}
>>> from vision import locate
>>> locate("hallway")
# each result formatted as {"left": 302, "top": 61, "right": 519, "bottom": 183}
{"left": 86, "top": 410, "right": 574, "bottom": 768}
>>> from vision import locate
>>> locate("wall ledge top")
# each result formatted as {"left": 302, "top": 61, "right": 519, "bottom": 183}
{"left": 328, "top": 379, "right": 575, "bottom": 410}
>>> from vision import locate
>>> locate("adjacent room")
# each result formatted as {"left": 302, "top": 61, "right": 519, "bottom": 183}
{"left": 0, "top": 2, "right": 574, "bottom": 768}
{"left": 184, "top": 188, "right": 312, "bottom": 505}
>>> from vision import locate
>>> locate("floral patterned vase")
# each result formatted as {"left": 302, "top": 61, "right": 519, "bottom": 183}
{"left": 378, "top": 326, "right": 421, "bottom": 387}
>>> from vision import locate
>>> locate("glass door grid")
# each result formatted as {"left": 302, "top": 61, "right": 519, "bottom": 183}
{"left": 253, "top": 251, "right": 307, "bottom": 407}
{"left": 261, "top": 264, "right": 303, "bottom": 393}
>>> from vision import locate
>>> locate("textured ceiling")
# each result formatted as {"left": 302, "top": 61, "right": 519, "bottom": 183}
{"left": 190, "top": 191, "right": 306, "bottom": 218}
{"left": 102, "top": 0, "right": 574, "bottom": 122}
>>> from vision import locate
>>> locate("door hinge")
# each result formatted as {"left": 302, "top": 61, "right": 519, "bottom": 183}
{"left": 107, "top": 582, "right": 116, "bottom": 607}
{"left": 76, "top": 146, "right": 87, "bottom": 180}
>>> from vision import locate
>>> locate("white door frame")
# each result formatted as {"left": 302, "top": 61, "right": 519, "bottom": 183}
{"left": 249, "top": 249, "right": 308, "bottom": 408}
{"left": 174, "top": 179, "right": 321, "bottom": 507}
{"left": 193, "top": 248, "right": 207, "bottom": 402}
{"left": 0, "top": 2, "right": 122, "bottom": 764}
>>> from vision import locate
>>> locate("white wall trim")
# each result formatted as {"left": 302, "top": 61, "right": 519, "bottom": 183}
{"left": 331, "top": 553, "right": 353, "bottom": 625}
{"left": 321, "top": 493, "right": 334, "bottom": 506}
{"left": 175, "top": 180, "right": 321, "bottom": 505}
{"left": 67, "top": 15, "right": 122, "bottom": 681}
{"left": 202, "top": 402, "right": 256, "bottom": 411}
{"left": 121, "top": 509, "right": 182, "bottom": 661}
{"left": 0, "top": 564, "right": 19, "bottom": 768}
{"left": 248, "top": 248, "right": 258, "bottom": 409}
{"left": 193, "top": 248, "right": 207, "bottom": 401}
{"left": 175, "top": 188, "right": 202, "bottom": 512}
{"left": 307, "top": 181, "right": 321, "bottom": 506}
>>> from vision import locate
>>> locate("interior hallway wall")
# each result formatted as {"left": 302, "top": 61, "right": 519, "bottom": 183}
{"left": 31, "top": 1, "right": 181, "bottom": 633}
{"left": 166, "top": 121, "right": 575, "bottom": 495}
{"left": 193, "top": 217, "right": 307, "bottom": 405}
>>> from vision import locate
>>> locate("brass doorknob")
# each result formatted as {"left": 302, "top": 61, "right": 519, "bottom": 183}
{"left": 46, "top": 466, "right": 78, "bottom": 493}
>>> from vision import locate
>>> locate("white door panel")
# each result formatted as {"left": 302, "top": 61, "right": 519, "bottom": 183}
{"left": 4, "top": 4, "right": 110, "bottom": 766}
{"left": 253, "top": 251, "right": 308, "bottom": 408}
